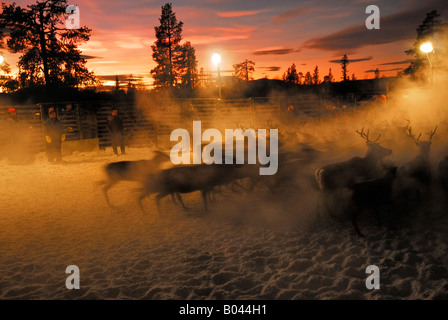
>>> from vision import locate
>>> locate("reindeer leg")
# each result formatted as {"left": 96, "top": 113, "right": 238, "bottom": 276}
{"left": 103, "top": 181, "right": 116, "bottom": 208}
{"left": 170, "top": 193, "right": 178, "bottom": 206}
{"left": 207, "top": 188, "right": 215, "bottom": 201}
{"left": 351, "top": 209, "right": 365, "bottom": 238}
{"left": 175, "top": 193, "right": 189, "bottom": 211}
{"left": 138, "top": 192, "right": 150, "bottom": 215}
{"left": 156, "top": 192, "right": 169, "bottom": 217}
{"left": 201, "top": 190, "right": 209, "bottom": 214}
{"left": 170, "top": 193, "right": 188, "bottom": 209}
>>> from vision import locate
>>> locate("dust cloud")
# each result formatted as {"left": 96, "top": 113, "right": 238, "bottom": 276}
{"left": 122, "top": 69, "right": 448, "bottom": 232}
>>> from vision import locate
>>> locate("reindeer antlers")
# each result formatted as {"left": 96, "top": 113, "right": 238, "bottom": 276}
{"left": 355, "top": 128, "right": 381, "bottom": 143}
{"left": 406, "top": 126, "right": 422, "bottom": 143}
{"left": 427, "top": 126, "right": 438, "bottom": 141}
{"left": 406, "top": 126, "right": 437, "bottom": 142}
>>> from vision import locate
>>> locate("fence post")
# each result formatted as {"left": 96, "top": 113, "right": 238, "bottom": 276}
{"left": 76, "top": 104, "right": 82, "bottom": 140}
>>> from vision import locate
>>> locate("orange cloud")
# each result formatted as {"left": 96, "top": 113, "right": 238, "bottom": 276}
{"left": 79, "top": 41, "right": 108, "bottom": 53}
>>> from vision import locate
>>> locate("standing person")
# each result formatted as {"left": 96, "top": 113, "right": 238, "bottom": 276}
{"left": 44, "top": 107, "right": 65, "bottom": 162}
{"left": 107, "top": 109, "right": 126, "bottom": 155}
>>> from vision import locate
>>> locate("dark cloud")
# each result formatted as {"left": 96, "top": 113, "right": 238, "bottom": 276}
{"left": 260, "top": 66, "right": 281, "bottom": 71}
{"left": 80, "top": 55, "right": 99, "bottom": 60}
{"left": 253, "top": 48, "right": 297, "bottom": 55}
{"left": 365, "top": 68, "right": 404, "bottom": 73}
{"left": 96, "top": 74, "right": 134, "bottom": 81}
{"left": 378, "top": 60, "right": 412, "bottom": 66}
{"left": 329, "top": 57, "right": 372, "bottom": 63}
{"left": 303, "top": 4, "right": 448, "bottom": 51}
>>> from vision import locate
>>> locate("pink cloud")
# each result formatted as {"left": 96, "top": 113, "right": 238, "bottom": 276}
{"left": 271, "top": 7, "right": 312, "bottom": 23}
{"left": 217, "top": 10, "right": 261, "bottom": 18}
{"left": 185, "top": 25, "right": 256, "bottom": 45}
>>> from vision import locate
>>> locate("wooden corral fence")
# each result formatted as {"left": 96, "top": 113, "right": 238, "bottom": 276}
{"left": 96, "top": 101, "right": 156, "bottom": 149}
{"left": 38, "top": 102, "right": 98, "bottom": 141}
{"left": 37, "top": 101, "right": 155, "bottom": 150}
{"left": 151, "top": 98, "right": 282, "bottom": 131}
{"left": 2, "top": 97, "right": 330, "bottom": 157}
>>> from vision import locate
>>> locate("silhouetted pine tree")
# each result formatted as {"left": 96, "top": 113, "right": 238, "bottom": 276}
{"left": 341, "top": 54, "right": 349, "bottom": 81}
{"left": 313, "top": 66, "right": 320, "bottom": 85}
{"left": 150, "top": 3, "right": 184, "bottom": 89}
{"left": 0, "top": 0, "right": 95, "bottom": 90}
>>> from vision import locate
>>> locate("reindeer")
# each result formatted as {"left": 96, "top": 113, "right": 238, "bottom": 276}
{"left": 314, "top": 128, "right": 393, "bottom": 217}
{"left": 263, "top": 144, "right": 322, "bottom": 196}
{"left": 100, "top": 150, "right": 172, "bottom": 207}
{"left": 395, "top": 126, "right": 437, "bottom": 213}
{"left": 400, "top": 126, "right": 437, "bottom": 184}
{"left": 439, "top": 154, "right": 448, "bottom": 195}
{"left": 138, "top": 163, "right": 244, "bottom": 215}
{"left": 348, "top": 164, "right": 398, "bottom": 237}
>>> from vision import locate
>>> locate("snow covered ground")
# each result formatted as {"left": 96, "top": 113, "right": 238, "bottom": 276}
{"left": 1, "top": 146, "right": 448, "bottom": 300}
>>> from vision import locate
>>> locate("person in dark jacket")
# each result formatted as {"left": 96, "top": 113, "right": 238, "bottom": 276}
{"left": 107, "top": 109, "right": 126, "bottom": 155}
{"left": 44, "top": 107, "right": 65, "bottom": 162}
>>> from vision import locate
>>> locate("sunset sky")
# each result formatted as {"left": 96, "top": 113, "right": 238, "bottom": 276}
{"left": 3, "top": 0, "right": 448, "bottom": 88}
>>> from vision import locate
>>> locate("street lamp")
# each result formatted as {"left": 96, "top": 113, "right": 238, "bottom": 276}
{"left": 0, "top": 55, "right": 4, "bottom": 64}
{"left": 420, "top": 42, "right": 434, "bottom": 83}
{"left": 420, "top": 42, "right": 434, "bottom": 54}
{"left": 211, "top": 53, "right": 221, "bottom": 99}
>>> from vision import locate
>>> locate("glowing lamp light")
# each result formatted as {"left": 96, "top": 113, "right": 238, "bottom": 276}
{"left": 211, "top": 53, "right": 221, "bottom": 65}
{"left": 0, "top": 55, "right": 4, "bottom": 64}
{"left": 420, "top": 42, "right": 434, "bottom": 54}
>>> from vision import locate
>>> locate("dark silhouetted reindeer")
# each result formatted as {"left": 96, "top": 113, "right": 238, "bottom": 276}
{"left": 395, "top": 126, "right": 437, "bottom": 213}
{"left": 138, "top": 163, "right": 244, "bottom": 215}
{"left": 348, "top": 164, "right": 398, "bottom": 237}
{"left": 315, "top": 128, "right": 393, "bottom": 218}
{"left": 101, "top": 150, "right": 172, "bottom": 207}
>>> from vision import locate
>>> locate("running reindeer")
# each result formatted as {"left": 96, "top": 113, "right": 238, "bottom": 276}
{"left": 347, "top": 164, "right": 398, "bottom": 237}
{"left": 100, "top": 150, "right": 172, "bottom": 208}
{"left": 439, "top": 154, "right": 448, "bottom": 195}
{"left": 314, "top": 128, "right": 393, "bottom": 233}
{"left": 395, "top": 126, "right": 437, "bottom": 213}
{"left": 138, "top": 163, "right": 246, "bottom": 215}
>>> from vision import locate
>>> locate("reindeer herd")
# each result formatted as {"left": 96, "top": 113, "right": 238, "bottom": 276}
{"left": 99, "top": 124, "right": 448, "bottom": 238}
